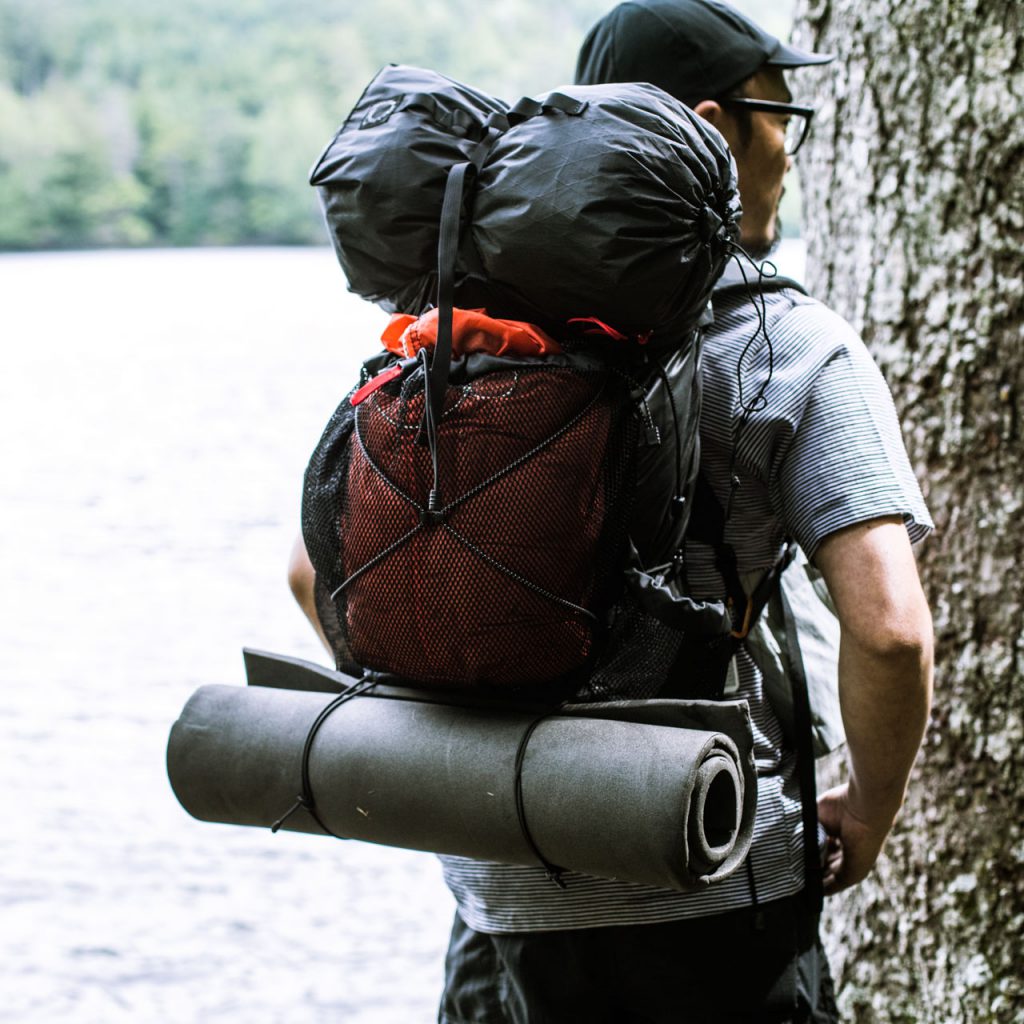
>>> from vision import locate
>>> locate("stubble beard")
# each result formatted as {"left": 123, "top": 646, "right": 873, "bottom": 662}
{"left": 745, "top": 212, "right": 784, "bottom": 263}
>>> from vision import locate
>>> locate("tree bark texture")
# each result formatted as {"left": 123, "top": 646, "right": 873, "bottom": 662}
{"left": 790, "top": 1, "right": 1023, "bottom": 1021}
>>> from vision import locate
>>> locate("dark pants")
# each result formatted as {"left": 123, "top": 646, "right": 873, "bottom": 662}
{"left": 439, "top": 894, "right": 838, "bottom": 1024}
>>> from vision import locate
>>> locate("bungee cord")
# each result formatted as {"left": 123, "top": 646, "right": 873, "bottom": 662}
{"left": 722, "top": 243, "right": 779, "bottom": 525}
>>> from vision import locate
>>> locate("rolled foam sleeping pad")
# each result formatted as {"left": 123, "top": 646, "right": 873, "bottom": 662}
{"left": 166, "top": 654, "right": 757, "bottom": 891}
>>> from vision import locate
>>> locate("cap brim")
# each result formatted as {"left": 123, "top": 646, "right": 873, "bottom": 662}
{"left": 765, "top": 40, "right": 835, "bottom": 68}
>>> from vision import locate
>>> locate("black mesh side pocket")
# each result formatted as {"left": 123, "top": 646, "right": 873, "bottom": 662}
{"left": 302, "top": 390, "right": 359, "bottom": 672}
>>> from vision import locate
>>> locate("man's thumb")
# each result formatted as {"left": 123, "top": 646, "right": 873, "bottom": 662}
{"left": 816, "top": 785, "right": 846, "bottom": 836}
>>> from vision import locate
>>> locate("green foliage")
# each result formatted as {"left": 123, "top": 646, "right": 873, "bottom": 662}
{"left": 0, "top": 79, "right": 151, "bottom": 247}
{"left": 0, "top": 0, "right": 792, "bottom": 250}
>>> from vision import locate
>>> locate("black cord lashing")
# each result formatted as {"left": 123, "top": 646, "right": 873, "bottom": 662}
{"left": 513, "top": 714, "right": 568, "bottom": 888}
{"left": 271, "top": 678, "right": 378, "bottom": 838}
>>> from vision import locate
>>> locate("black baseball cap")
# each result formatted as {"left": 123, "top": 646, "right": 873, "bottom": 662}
{"left": 575, "top": 0, "right": 834, "bottom": 106}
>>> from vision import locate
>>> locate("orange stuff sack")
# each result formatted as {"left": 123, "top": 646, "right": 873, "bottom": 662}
{"left": 381, "top": 307, "right": 562, "bottom": 359}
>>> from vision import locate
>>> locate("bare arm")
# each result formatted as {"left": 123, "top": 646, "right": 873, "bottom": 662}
{"left": 287, "top": 533, "right": 332, "bottom": 654}
{"left": 814, "top": 515, "right": 934, "bottom": 894}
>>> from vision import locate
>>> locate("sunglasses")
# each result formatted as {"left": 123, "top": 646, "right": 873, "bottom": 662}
{"left": 719, "top": 98, "right": 816, "bottom": 156}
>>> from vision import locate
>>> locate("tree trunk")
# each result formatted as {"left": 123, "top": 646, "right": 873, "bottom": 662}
{"left": 789, "top": 0, "right": 1024, "bottom": 1020}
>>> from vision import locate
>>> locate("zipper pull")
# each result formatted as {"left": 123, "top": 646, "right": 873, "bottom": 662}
{"left": 624, "top": 377, "right": 661, "bottom": 446}
{"left": 635, "top": 390, "right": 661, "bottom": 446}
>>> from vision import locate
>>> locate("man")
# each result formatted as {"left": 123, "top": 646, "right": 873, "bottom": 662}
{"left": 289, "top": 2, "right": 934, "bottom": 1018}
{"left": 430, "top": 3, "right": 934, "bottom": 1022}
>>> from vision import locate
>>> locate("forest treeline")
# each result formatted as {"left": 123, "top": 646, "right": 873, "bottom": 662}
{"left": 0, "top": 0, "right": 788, "bottom": 251}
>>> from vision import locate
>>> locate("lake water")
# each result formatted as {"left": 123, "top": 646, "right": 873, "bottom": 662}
{"left": 0, "top": 243, "right": 805, "bottom": 1023}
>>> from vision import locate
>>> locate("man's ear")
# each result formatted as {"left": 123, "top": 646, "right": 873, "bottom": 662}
{"left": 693, "top": 99, "right": 724, "bottom": 127}
{"left": 693, "top": 100, "right": 739, "bottom": 154}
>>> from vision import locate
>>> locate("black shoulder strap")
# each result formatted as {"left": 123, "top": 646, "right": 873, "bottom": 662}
{"left": 662, "top": 474, "right": 796, "bottom": 700}
{"left": 688, "top": 474, "right": 796, "bottom": 638}
{"left": 713, "top": 272, "right": 807, "bottom": 296}
{"left": 711, "top": 266, "right": 808, "bottom": 311}
{"left": 687, "top": 474, "right": 745, "bottom": 612}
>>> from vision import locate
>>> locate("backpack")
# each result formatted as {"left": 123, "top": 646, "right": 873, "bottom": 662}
{"left": 302, "top": 67, "right": 741, "bottom": 693}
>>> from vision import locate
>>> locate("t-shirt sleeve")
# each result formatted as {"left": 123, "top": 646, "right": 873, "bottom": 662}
{"left": 772, "top": 313, "right": 933, "bottom": 558}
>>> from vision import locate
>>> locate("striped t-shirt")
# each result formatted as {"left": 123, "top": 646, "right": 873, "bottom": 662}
{"left": 440, "top": 266, "right": 933, "bottom": 933}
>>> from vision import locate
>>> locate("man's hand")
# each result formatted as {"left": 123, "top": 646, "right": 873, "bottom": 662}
{"left": 818, "top": 782, "right": 893, "bottom": 895}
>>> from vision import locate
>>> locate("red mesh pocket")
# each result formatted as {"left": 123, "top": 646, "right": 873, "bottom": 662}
{"left": 337, "top": 366, "right": 627, "bottom": 688}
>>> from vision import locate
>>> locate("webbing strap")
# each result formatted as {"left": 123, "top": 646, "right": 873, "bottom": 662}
{"left": 780, "top": 585, "right": 825, "bottom": 914}
{"left": 428, "top": 161, "right": 471, "bottom": 425}
{"left": 421, "top": 161, "right": 473, "bottom": 508}
{"left": 733, "top": 540, "right": 797, "bottom": 640}
{"left": 458, "top": 123, "right": 507, "bottom": 280}
{"left": 507, "top": 92, "right": 588, "bottom": 126}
